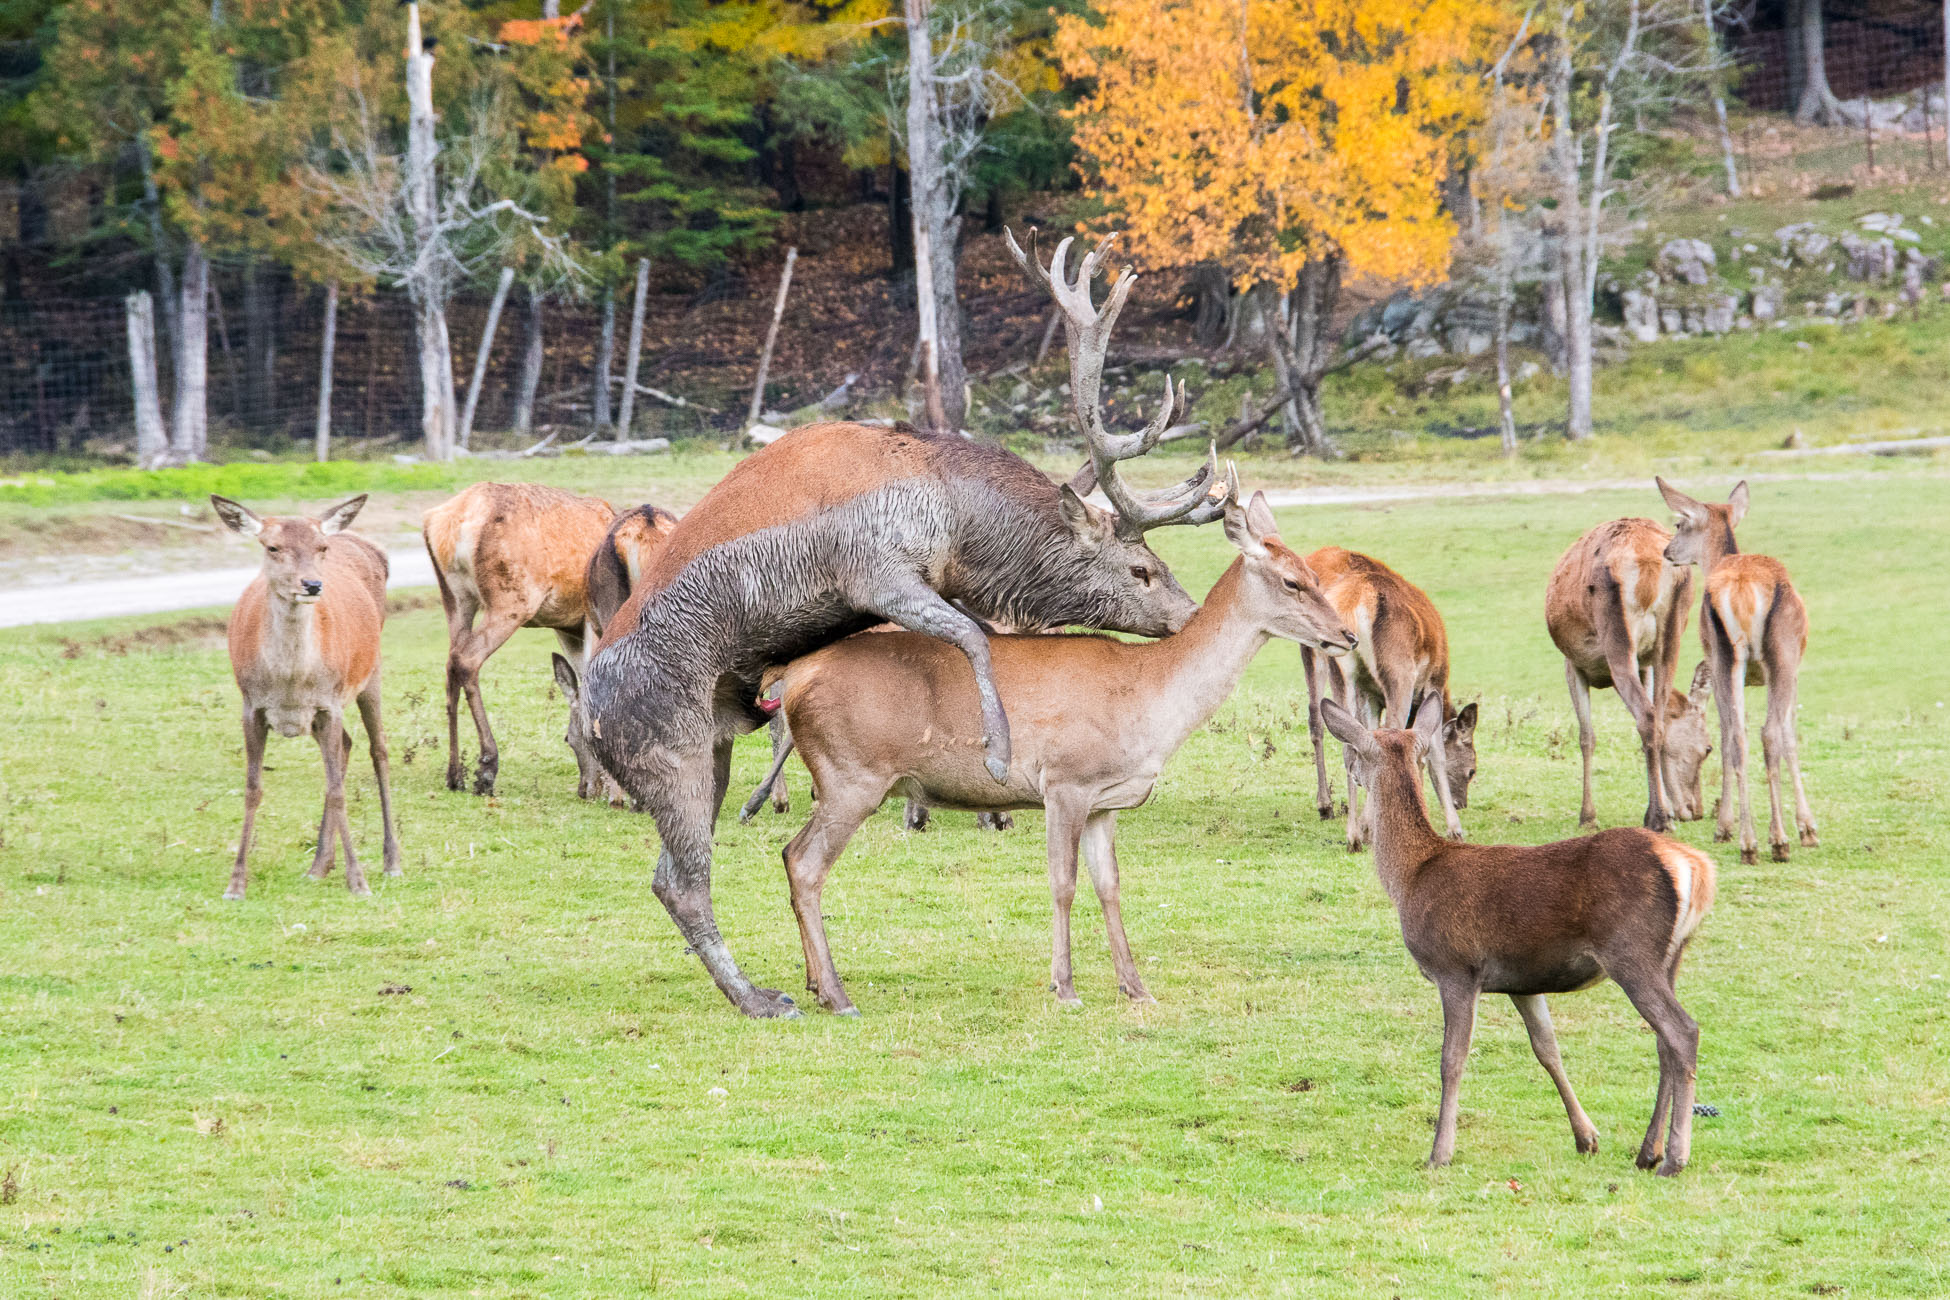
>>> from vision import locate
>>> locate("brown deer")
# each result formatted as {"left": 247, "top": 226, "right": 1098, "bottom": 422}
{"left": 581, "top": 231, "right": 1235, "bottom": 1018}
{"left": 1320, "top": 696, "right": 1715, "bottom": 1176}
{"left": 750, "top": 479, "right": 1357, "bottom": 1015}
{"left": 1299, "top": 546, "right": 1478, "bottom": 849}
{"left": 1545, "top": 518, "right": 1712, "bottom": 831}
{"left": 212, "top": 494, "right": 400, "bottom": 900}
{"left": 423, "top": 482, "right": 616, "bottom": 796}
{"left": 584, "top": 503, "right": 681, "bottom": 639}
{"left": 1657, "top": 479, "right": 1817, "bottom": 864}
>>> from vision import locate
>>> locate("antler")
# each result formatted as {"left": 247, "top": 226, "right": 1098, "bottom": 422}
{"left": 1004, "top": 228, "right": 1230, "bottom": 537}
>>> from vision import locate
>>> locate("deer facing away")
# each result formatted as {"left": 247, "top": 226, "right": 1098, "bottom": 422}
{"left": 1298, "top": 546, "right": 1478, "bottom": 849}
{"left": 1658, "top": 478, "right": 1817, "bottom": 864}
{"left": 1321, "top": 695, "right": 1714, "bottom": 1176}
{"left": 213, "top": 494, "right": 400, "bottom": 900}
{"left": 580, "top": 232, "right": 1233, "bottom": 1018}
{"left": 1545, "top": 517, "right": 1712, "bottom": 831}
{"left": 752, "top": 483, "right": 1357, "bottom": 1015}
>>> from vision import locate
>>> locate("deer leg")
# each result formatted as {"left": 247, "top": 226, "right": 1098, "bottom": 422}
{"left": 1616, "top": 965, "right": 1700, "bottom": 1176}
{"left": 314, "top": 711, "right": 368, "bottom": 897}
{"left": 1512, "top": 994, "right": 1598, "bottom": 1154}
{"left": 1080, "top": 810, "right": 1150, "bottom": 1003}
{"left": 455, "top": 606, "right": 529, "bottom": 797}
{"left": 1779, "top": 674, "right": 1818, "bottom": 849}
{"left": 226, "top": 709, "right": 269, "bottom": 901}
{"left": 903, "top": 800, "right": 931, "bottom": 832}
{"left": 1429, "top": 977, "right": 1479, "bottom": 1168}
{"left": 866, "top": 582, "right": 1012, "bottom": 783}
{"left": 1045, "top": 799, "right": 1086, "bottom": 1007}
{"left": 1303, "top": 646, "right": 1335, "bottom": 819}
{"left": 1565, "top": 661, "right": 1599, "bottom": 831}
{"left": 1760, "top": 673, "right": 1795, "bottom": 862}
{"left": 1721, "top": 648, "right": 1757, "bottom": 865}
{"left": 766, "top": 712, "right": 792, "bottom": 814}
{"left": 356, "top": 675, "right": 402, "bottom": 878}
{"left": 308, "top": 722, "right": 350, "bottom": 880}
{"left": 1338, "top": 670, "right": 1368, "bottom": 851}
{"left": 978, "top": 811, "right": 1014, "bottom": 832}
{"left": 1594, "top": 590, "right": 1667, "bottom": 831}
{"left": 436, "top": 566, "right": 476, "bottom": 793}
{"left": 782, "top": 785, "right": 880, "bottom": 1015}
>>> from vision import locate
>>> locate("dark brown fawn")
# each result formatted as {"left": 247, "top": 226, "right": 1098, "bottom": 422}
{"left": 1545, "top": 518, "right": 1713, "bottom": 831}
{"left": 1657, "top": 478, "right": 1817, "bottom": 864}
{"left": 581, "top": 231, "right": 1232, "bottom": 1018}
{"left": 751, "top": 480, "right": 1357, "bottom": 1015}
{"left": 423, "top": 482, "right": 618, "bottom": 797}
{"left": 1298, "top": 546, "right": 1478, "bottom": 849}
{"left": 213, "top": 494, "right": 400, "bottom": 900}
{"left": 1320, "top": 696, "right": 1715, "bottom": 1176}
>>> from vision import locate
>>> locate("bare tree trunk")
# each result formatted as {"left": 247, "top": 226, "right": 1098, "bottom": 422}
{"left": 1713, "top": 95, "right": 1741, "bottom": 197}
{"left": 513, "top": 285, "right": 544, "bottom": 436}
{"left": 616, "top": 257, "right": 651, "bottom": 438}
{"left": 931, "top": 218, "right": 969, "bottom": 431}
{"left": 593, "top": 286, "right": 616, "bottom": 429}
{"left": 126, "top": 291, "right": 167, "bottom": 467}
{"left": 1943, "top": 0, "right": 1949, "bottom": 169}
{"left": 1034, "top": 305, "right": 1062, "bottom": 365}
{"left": 135, "top": 139, "right": 180, "bottom": 392}
{"left": 746, "top": 247, "right": 797, "bottom": 428}
{"left": 315, "top": 281, "right": 337, "bottom": 462}
{"left": 1275, "top": 257, "right": 1342, "bottom": 456}
{"left": 903, "top": 0, "right": 962, "bottom": 433}
{"left": 169, "top": 241, "right": 210, "bottom": 463}
{"left": 1552, "top": 42, "right": 1594, "bottom": 440}
{"left": 1189, "top": 264, "right": 1231, "bottom": 348}
{"left": 405, "top": 3, "right": 454, "bottom": 460}
{"left": 1494, "top": 253, "right": 1518, "bottom": 457}
{"left": 460, "top": 265, "right": 515, "bottom": 449}
{"left": 1793, "top": 0, "right": 1841, "bottom": 125}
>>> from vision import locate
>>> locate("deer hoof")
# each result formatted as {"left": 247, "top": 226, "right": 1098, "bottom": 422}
{"left": 222, "top": 888, "right": 246, "bottom": 902}
{"left": 1739, "top": 847, "right": 1759, "bottom": 866}
{"left": 832, "top": 1005, "right": 861, "bottom": 1018}
{"left": 739, "top": 988, "right": 802, "bottom": 1020}
{"left": 1575, "top": 1134, "right": 1599, "bottom": 1155}
{"left": 1317, "top": 805, "right": 1335, "bottom": 821}
{"left": 1801, "top": 829, "right": 1820, "bottom": 848}
{"left": 1771, "top": 843, "right": 1790, "bottom": 863}
{"left": 1713, "top": 827, "right": 1734, "bottom": 843}
{"left": 1654, "top": 1157, "right": 1687, "bottom": 1178}
{"left": 1635, "top": 1147, "right": 1663, "bottom": 1171}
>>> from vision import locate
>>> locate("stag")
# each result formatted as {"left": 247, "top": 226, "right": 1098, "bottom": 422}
{"left": 582, "top": 232, "right": 1231, "bottom": 1017}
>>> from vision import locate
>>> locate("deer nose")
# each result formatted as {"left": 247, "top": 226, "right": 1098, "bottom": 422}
{"left": 301, "top": 579, "right": 323, "bottom": 597}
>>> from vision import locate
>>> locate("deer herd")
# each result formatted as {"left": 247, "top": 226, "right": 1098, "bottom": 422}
{"left": 202, "top": 236, "right": 1820, "bottom": 1178}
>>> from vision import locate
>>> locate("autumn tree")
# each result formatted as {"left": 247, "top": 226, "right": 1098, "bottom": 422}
{"left": 1057, "top": 0, "right": 1502, "bottom": 454}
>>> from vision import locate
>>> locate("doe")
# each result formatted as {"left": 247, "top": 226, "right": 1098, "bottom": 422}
{"left": 213, "top": 494, "right": 399, "bottom": 899}
{"left": 1320, "top": 696, "right": 1714, "bottom": 1176}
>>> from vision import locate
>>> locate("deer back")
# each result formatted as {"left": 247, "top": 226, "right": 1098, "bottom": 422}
{"left": 423, "top": 482, "right": 615, "bottom": 631}
{"left": 1546, "top": 517, "right": 1690, "bottom": 683}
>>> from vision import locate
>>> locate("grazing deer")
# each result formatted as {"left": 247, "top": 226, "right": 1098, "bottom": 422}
{"left": 581, "top": 231, "right": 1232, "bottom": 1017}
{"left": 212, "top": 494, "right": 400, "bottom": 900}
{"left": 754, "top": 480, "right": 1356, "bottom": 1014}
{"left": 1298, "top": 547, "right": 1478, "bottom": 849}
{"left": 1545, "top": 518, "right": 1712, "bottom": 831}
{"left": 1320, "top": 696, "right": 1715, "bottom": 1176}
{"left": 1657, "top": 479, "right": 1817, "bottom": 864}
{"left": 423, "top": 482, "right": 616, "bottom": 796}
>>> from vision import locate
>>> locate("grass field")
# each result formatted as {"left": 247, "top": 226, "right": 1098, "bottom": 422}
{"left": 3, "top": 472, "right": 1948, "bottom": 1297}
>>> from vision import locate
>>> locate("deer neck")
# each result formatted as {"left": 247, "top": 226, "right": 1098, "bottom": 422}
{"left": 260, "top": 588, "right": 322, "bottom": 673}
{"left": 1698, "top": 518, "right": 1740, "bottom": 577}
{"left": 1367, "top": 753, "right": 1445, "bottom": 905}
{"left": 1134, "top": 559, "right": 1268, "bottom": 753}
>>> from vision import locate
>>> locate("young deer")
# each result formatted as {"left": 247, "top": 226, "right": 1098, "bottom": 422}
{"left": 1545, "top": 518, "right": 1713, "bottom": 831}
{"left": 1299, "top": 546, "right": 1478, "bottom": 849}
{"left": 423, "top": 482, "right": 617, "bottom": 796}
{"left": 752, "top": 480, "right": 1357, "bottom": 1015}
{"left": 213, "top": 494, "right": 400, "bottom": 900}
{"left": 1657, "top": 479, "right": 1817, "bottom": 864}
{"left": 1320, "top": 696, "right": 1715, "bottom": 1177}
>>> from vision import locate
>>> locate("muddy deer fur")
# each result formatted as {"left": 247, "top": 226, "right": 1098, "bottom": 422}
{"left": 1658, "top": 478, "right": 1817, "bottom": 864}
{"left": 1321, "top": 696, "right": 1714, "bottom": 1176}
{"left": 423, "top": 482, "right": 617, "bottom": 797}
{"left": 1299, "top": 546, "right": 1478, "bottom": 849}
{"left": 761, "top": 485, "right": 1356, "bottom": 1014}
{"left": 213, "top": 494, "right": 400, "bottom": 900}
{"left": 582, "top": 232, "right": 1233, "bottom": 1018}
{"left": 1545, "top": 518, "right": 1712, "bottom": 831}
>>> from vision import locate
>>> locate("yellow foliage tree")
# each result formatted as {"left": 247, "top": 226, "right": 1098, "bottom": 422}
{"left": 1056, "top": 0, "right": 1507, "bottom": 452}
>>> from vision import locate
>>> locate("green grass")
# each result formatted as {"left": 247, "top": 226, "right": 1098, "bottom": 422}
{"left": 2, "top": 476, "right": 1948, "bottom": 1297}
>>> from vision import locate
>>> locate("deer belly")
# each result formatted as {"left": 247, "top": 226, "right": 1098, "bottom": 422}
{"left": 267, "top": 705, "right": 320, "bottom": 738}
{"left": 1477, "top": 952, "right": 1605, "bottom": 996}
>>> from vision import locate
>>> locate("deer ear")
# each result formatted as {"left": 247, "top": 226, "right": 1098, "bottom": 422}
{"left": 1223, "top": 493, "right": 1270, "bottom": 559}
{"left": 1244, "top": 489, "right": 1278, "bottom": 542}
{"left": 316, "top": 494, "right": 368, "bottom": 536}
{"left": 1058, "top": 483, "right": 1102, "bottom": 539}
{"left": 1320, "top": 699, "right": 1375, "bottom": 757}
{"left": 210, "top": 495, "right": 262, "bottom": 538}
{"left": 551, "top": 652, "right": 580, "bottom": 705}
{"left": 1066, "top": 459, "right": 1099, "bottom": 496}
{"left": 1451, "top": 701, "right": 1479, "bottom": 736}
{"left": 1726, "top": 480, "right": 1750, "bottom": 527}
{"left": 1690, "top": 659, "right": 1712, "bottom": 703}
{"left": 1656, "top": 477, "right": 1705, "bottom": 526}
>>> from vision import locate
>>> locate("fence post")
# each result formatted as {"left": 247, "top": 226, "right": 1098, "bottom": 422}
{"left": 125, "top": 291, "right": 166, "bottom": 467}
{"left": 615, "top": 257, "right": 651, "bottom": 439}
{"left": 459, "top": 265, "right": 515, "bottom": 449}
{"left": 315, "top": 282, "right": 338, "bottom": 462}
{"left": 747, "top": 246, "right": 798, "bottom": 429}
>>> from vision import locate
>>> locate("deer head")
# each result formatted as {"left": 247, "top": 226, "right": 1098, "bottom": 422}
{"left": 1660, "top": 661, "right": 1715, "bottom": 822}
{"left": 1218, "top": 471, "right": 1358, "bottom": 654}
{"left": 1658, "top": 477, "right": 1748, "bottom": 567}
{"left": 551, "top": 653, "right": 614, "bottom": 803}
{"left": 212, "top": 494, "right": 366, "bottom": 605}
{"left": 1440, "top": 703, "right": 1480, "bottom": 810}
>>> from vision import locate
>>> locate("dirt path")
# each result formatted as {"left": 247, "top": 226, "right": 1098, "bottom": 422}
{"left": 0, "top": 467, "right": 1927, "bottom": 629}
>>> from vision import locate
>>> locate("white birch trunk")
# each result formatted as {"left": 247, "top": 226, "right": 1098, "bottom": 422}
{"left": 904, "top": 0, "right": 951, "bottom": 433}
{"left": 405, "top": 3, "right": 455, "bottom": 460}
{"left": 460, "top": 266, "right": 515, "bottom": 448}
{"left": 746, "top": 247, "right": 797, "bottom": 428}
{"left": 315, "top": 282, "right": 338, "bottom": 462}
{"left": 170, "top": 241, "right": 210, "bottom": 463}
{"left": 593, "top": 287, "right": 615, "bottom": 429}
{"left": 126, "top": 291, "right": 167, "bottom": 467}
{"left": 616, "top": 257, "right": 652, "bottom": 438}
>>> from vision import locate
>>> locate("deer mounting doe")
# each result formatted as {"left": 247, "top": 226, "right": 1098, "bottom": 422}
{"left": 763, "top": 474, "right": 1357, "bottom": 1015}
{"left": 1658, "top": 478, "right": 1817, "bottom": 864}
{"left": 1298, "top": 546, "right": 1478, "bottom": 849}
{"left": 1545, "top": 517, "right": 1712, "bottom": 831}
{"left": 1321, "top": 695, "right": 1715, "bottom": 1177}
{"left": 422, "top": 482, "right": 618, "bottom": 798}
{"left": 212, "top": 494, "right": 399, "bottom": 900}
{"left": 579, "top": 229, "right": 1235, "bottom": 1018}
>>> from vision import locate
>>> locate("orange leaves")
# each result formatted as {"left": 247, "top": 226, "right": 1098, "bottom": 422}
{"left": 498, "top": 13, "right": 584, "bottom": 51}
{"left": 1057, "top": 0, "right": 1508, "bottom": 292}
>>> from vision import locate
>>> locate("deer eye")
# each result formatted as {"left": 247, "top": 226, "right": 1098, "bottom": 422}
{"left": 1129, "top": 565, "right": 1150, "bottom": 585}
{"left": 1282, "top": 577, "right": 1301, "bottom": 592}
{"left": 265, "top": 545, "right": 281, "bottom": 554}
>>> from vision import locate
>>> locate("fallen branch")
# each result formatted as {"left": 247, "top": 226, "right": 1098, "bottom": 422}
{"left": 520, "top": 430, "right": 559, "bottom": 457}
{"left": 1759, "top": 434, "right": 1950, "bottom": 457}
{"left": 111, "top": 512, "right": 215, "bottom": 533}
{"left": 606, "top": 375, "right": 719, "bottom": 415}
{"left": 1214, "top": 389, "right": 1294, "bottom": 450}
